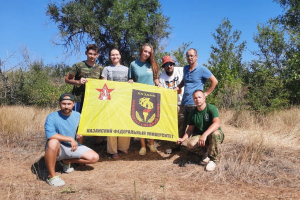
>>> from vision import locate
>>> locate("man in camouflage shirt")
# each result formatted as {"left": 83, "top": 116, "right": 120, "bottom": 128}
{"left": 65, "top": 44, "right": 103, "bottom": 112}
{"left": 65, "top": 44, "right": 103, "bottom": 144}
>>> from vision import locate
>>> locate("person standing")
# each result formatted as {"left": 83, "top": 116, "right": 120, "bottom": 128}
{"left": 128, "top": 43, "right": 160, "bottom": 156}
{"left": 65, "top": 44, "right": 103, "bottom": 144}
{"left": 101, "top": 49, "right": 131, "bottom": 159}
{"left": 159, "top": 55, "right": 185, "bottom": 149}
{"left": 175, "top": 48, "right": 218, "bottom": 140}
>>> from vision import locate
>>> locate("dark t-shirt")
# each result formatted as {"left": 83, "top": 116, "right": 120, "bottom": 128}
{"left": 187, "top": 103, "right": 222, "bottom": 135}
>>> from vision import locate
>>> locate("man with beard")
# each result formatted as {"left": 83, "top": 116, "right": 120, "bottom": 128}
{"left": 177, "top": 90, "right": 224, "bottom": 171}
{"left": 159, "top": 56, "right": 184, "bottom": 150}
{"left": 44, "top": 93, "right": 99, "bottom": 186}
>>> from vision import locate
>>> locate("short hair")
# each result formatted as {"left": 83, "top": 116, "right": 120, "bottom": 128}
{"left": 186, "top": 48, "right": 198, "bottom": 56}
{"left": 86, "top": 44, "right": 99, "bottom": 53}
{"left": 192, "top": 89, "right": 204, "bottom": 96}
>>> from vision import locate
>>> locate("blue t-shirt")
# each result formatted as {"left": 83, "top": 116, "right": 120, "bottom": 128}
{"left": 181, "top": 64, "right": 212, "bottom": 105}
{"left": 44, "top": 111, "right": 81, "bottom": 145}
{"left": 129, "top": 59, "right": 154, "bottom": 85}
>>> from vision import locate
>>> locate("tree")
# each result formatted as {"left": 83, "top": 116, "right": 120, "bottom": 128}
{"left": 204, "top": 18, "right": 247, "bottom": 108}
{"left": 273, "top": 0, "right": 300, "bottom": 32}
{"left": 205, "top": 18, "right": 246, "bottom": 83}
{"left": 244, "top": 22, "right": 290, "bottom": 114}
{"left": 250, "top": 22, "right": 300, "bottom": 106}
{"left": 47, "top": 0, "right": 171, "bottom": 66}
{"left": 273, "top": 0, "right": 300, "bottom": 104}
{"left": 156, "top": 42, "right": 192, "bottom": 68}
{"left": 252, "top": 23, "right": 286, "bottom": 75}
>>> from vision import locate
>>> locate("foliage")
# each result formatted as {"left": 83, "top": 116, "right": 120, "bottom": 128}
{"left": 47, "top": 0, "right": 171, "bottom": 66}
{"left": 204, "top": 18, "right": 247, "bottom": 108}
{"left": 243, "top": 61, "right": 289, "bottom": 115}
{"left": 273, "top": 0, "right": 300, "bottom": 32}
{"left": 0, "top": 61, "right": 72, "bottom": 107}
{"left": 246, "top": 22, "right": 300, "bottom": 113}
{"left": 156, "top": 42, "right": 191, "bottom": 68}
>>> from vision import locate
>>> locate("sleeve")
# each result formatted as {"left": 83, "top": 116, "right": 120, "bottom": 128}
{"left": 202, "top": 66, "right": 213, "bottom": 79}
{"left": 69, "top": 63, "right": 78, "bottom": 76}
{"left": 158, "top": 73, "right": 166, "bottom": 87}
{"left": 44, "top": 114, "right": 57, "bottom": 140}
{"left": 101, "top": 67, "right": 108, "bottom": 79}
{"left": 210, "top": 105, "right": 220, "bottom": 119}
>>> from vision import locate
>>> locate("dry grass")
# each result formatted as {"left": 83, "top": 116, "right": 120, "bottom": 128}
{"left": 0, "top": 106, "right": 299, "bottom": 199}
{"left": 0, "top": 105, "right": 55, "bottom": 147}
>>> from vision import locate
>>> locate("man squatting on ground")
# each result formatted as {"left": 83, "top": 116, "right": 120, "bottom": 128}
{"left": 158, "top": 56, "right": 185, "bottom": 149}
{"left": 177, "top": 90, "right": 225, "bottom": 171}
{"left": 174, "top": 48, "right": 218, "bottom": 142}
{"left": 44, "top": 93, "right": 99, "bottom": 186}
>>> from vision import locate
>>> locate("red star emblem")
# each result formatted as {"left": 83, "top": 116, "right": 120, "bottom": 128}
{"left": 96, "top": 83, "right": 114, "bottom": 100}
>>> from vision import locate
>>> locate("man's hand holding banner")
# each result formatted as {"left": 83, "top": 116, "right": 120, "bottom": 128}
{"left": 78, "top": 79, "right": 179, "bottom": 142}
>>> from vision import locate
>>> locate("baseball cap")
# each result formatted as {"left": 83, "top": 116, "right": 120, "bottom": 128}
{"left": 162, "top": 56, "right": 175, "bottom": 67}
{"left": 59, "top": 93, "right": 75, "bottom": 102}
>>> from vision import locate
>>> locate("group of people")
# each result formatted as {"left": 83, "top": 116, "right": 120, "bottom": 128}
{"left": 44, "top": 44, "right": 225, "bottom": 187}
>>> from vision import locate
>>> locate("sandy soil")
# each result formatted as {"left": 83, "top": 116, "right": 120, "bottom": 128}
{"left": 1, "top": 125, "right": 299, "bottom": 200}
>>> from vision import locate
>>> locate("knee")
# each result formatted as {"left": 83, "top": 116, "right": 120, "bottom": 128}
{"left": 46, "top": 139, "right": 60, "bottom": 151}
{"left": 211, "top": 130, "right": 220, "bottom": 137}
{"left": 186, "top": 141, "right": 194, "bottom": 151}
{"left": 89, "top": 152, "right": 100, "bottom": 163}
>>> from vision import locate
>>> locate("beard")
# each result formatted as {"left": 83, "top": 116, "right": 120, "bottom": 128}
{"left": 166, "top": 70, "right": 174, "bottom": 76}
{"left": 61, "top": 108, "right": 72, "bottom": 115}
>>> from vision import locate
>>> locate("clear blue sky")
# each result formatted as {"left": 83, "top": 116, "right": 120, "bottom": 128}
{"left": 0, "top": 0, "right": 283, "bottom": 68}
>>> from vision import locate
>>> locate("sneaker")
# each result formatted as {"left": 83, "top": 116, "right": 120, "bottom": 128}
{"left": 147, "top": 144, "right": 157, "bottom": 152}
{"left": 199, "top": 152, "right": 210, "bottom": 165}
{"left": 139, "top": 147, "right": 146, "bottom": 155}
{"left": 46, "top": 176, "right": 65, "bottom": 187}
{"left": 59, "top": 161, "right": 74, "bottom": 173}
{"left": 205, "top": 161, "right": 216, "bottom": 172}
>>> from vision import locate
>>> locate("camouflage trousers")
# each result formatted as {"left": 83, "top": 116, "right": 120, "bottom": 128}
{"left": 184, "top": 130, "right": 224, "bottom": 162}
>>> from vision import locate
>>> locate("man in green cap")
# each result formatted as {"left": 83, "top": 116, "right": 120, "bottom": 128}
{"left": 44, "top": 93, "right": 99, "bottom": 186}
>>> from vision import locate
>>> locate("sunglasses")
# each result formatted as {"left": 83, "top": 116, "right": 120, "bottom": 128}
{"left": 163, "top": 63, "right": 174, "bottom": 68}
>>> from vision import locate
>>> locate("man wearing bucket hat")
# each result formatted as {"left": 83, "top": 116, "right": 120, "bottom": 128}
{"left": 44, "top": 93, "right": 99, "bottom": 187}
{"left": 159, "top": 56, "right": 185, "bottom": 151}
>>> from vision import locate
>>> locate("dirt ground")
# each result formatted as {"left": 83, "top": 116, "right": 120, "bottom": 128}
{"left": 1, "top": 125, "right": 299, "bottom": 200}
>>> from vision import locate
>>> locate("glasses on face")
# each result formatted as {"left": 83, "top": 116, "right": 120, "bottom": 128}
{"left": 186, "top": 55, "right": 196, "bottom": 59}
{"left": 163, "top": 63, "right": 174, "bottom": 68}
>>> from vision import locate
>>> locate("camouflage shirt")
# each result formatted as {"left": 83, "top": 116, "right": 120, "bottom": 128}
{"left": 69, "top": 61, "right": 103, "bottom": 102}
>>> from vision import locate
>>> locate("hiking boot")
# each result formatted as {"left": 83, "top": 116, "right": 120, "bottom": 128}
{"left": 139, "top": 147, "right": 146, "bottom": 155}
{"left": 59, "top": 161, "right": 74, "bottom": 173}
{"left": 205, "top": 161, "right": 216, "bottom": 172}
{"left": 46, "top": 176, "right": 65, "bottom": 187}
{"left": 199, "top": 152, "right": 210, "bottom": 165}
{"left": 147, "top": 144, "right": 157, "bottom": 152}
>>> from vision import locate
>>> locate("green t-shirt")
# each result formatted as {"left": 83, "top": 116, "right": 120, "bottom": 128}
{"left": 70, "top": 61, "right": 103, "bottom": 102}
{"left": 187, "top": 103, "right": 222, "bottom": 135}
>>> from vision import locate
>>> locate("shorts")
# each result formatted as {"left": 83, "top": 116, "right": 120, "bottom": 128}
{"left": 56, "top": 142, "right": 92, "bottom": 161}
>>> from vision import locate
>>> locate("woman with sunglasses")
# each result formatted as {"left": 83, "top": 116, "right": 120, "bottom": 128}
{"left": 128, "top": 43, "right": 161, "bottom": 155}
{"left": 101, "top": 48, "right": 131, "bottom": 159}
